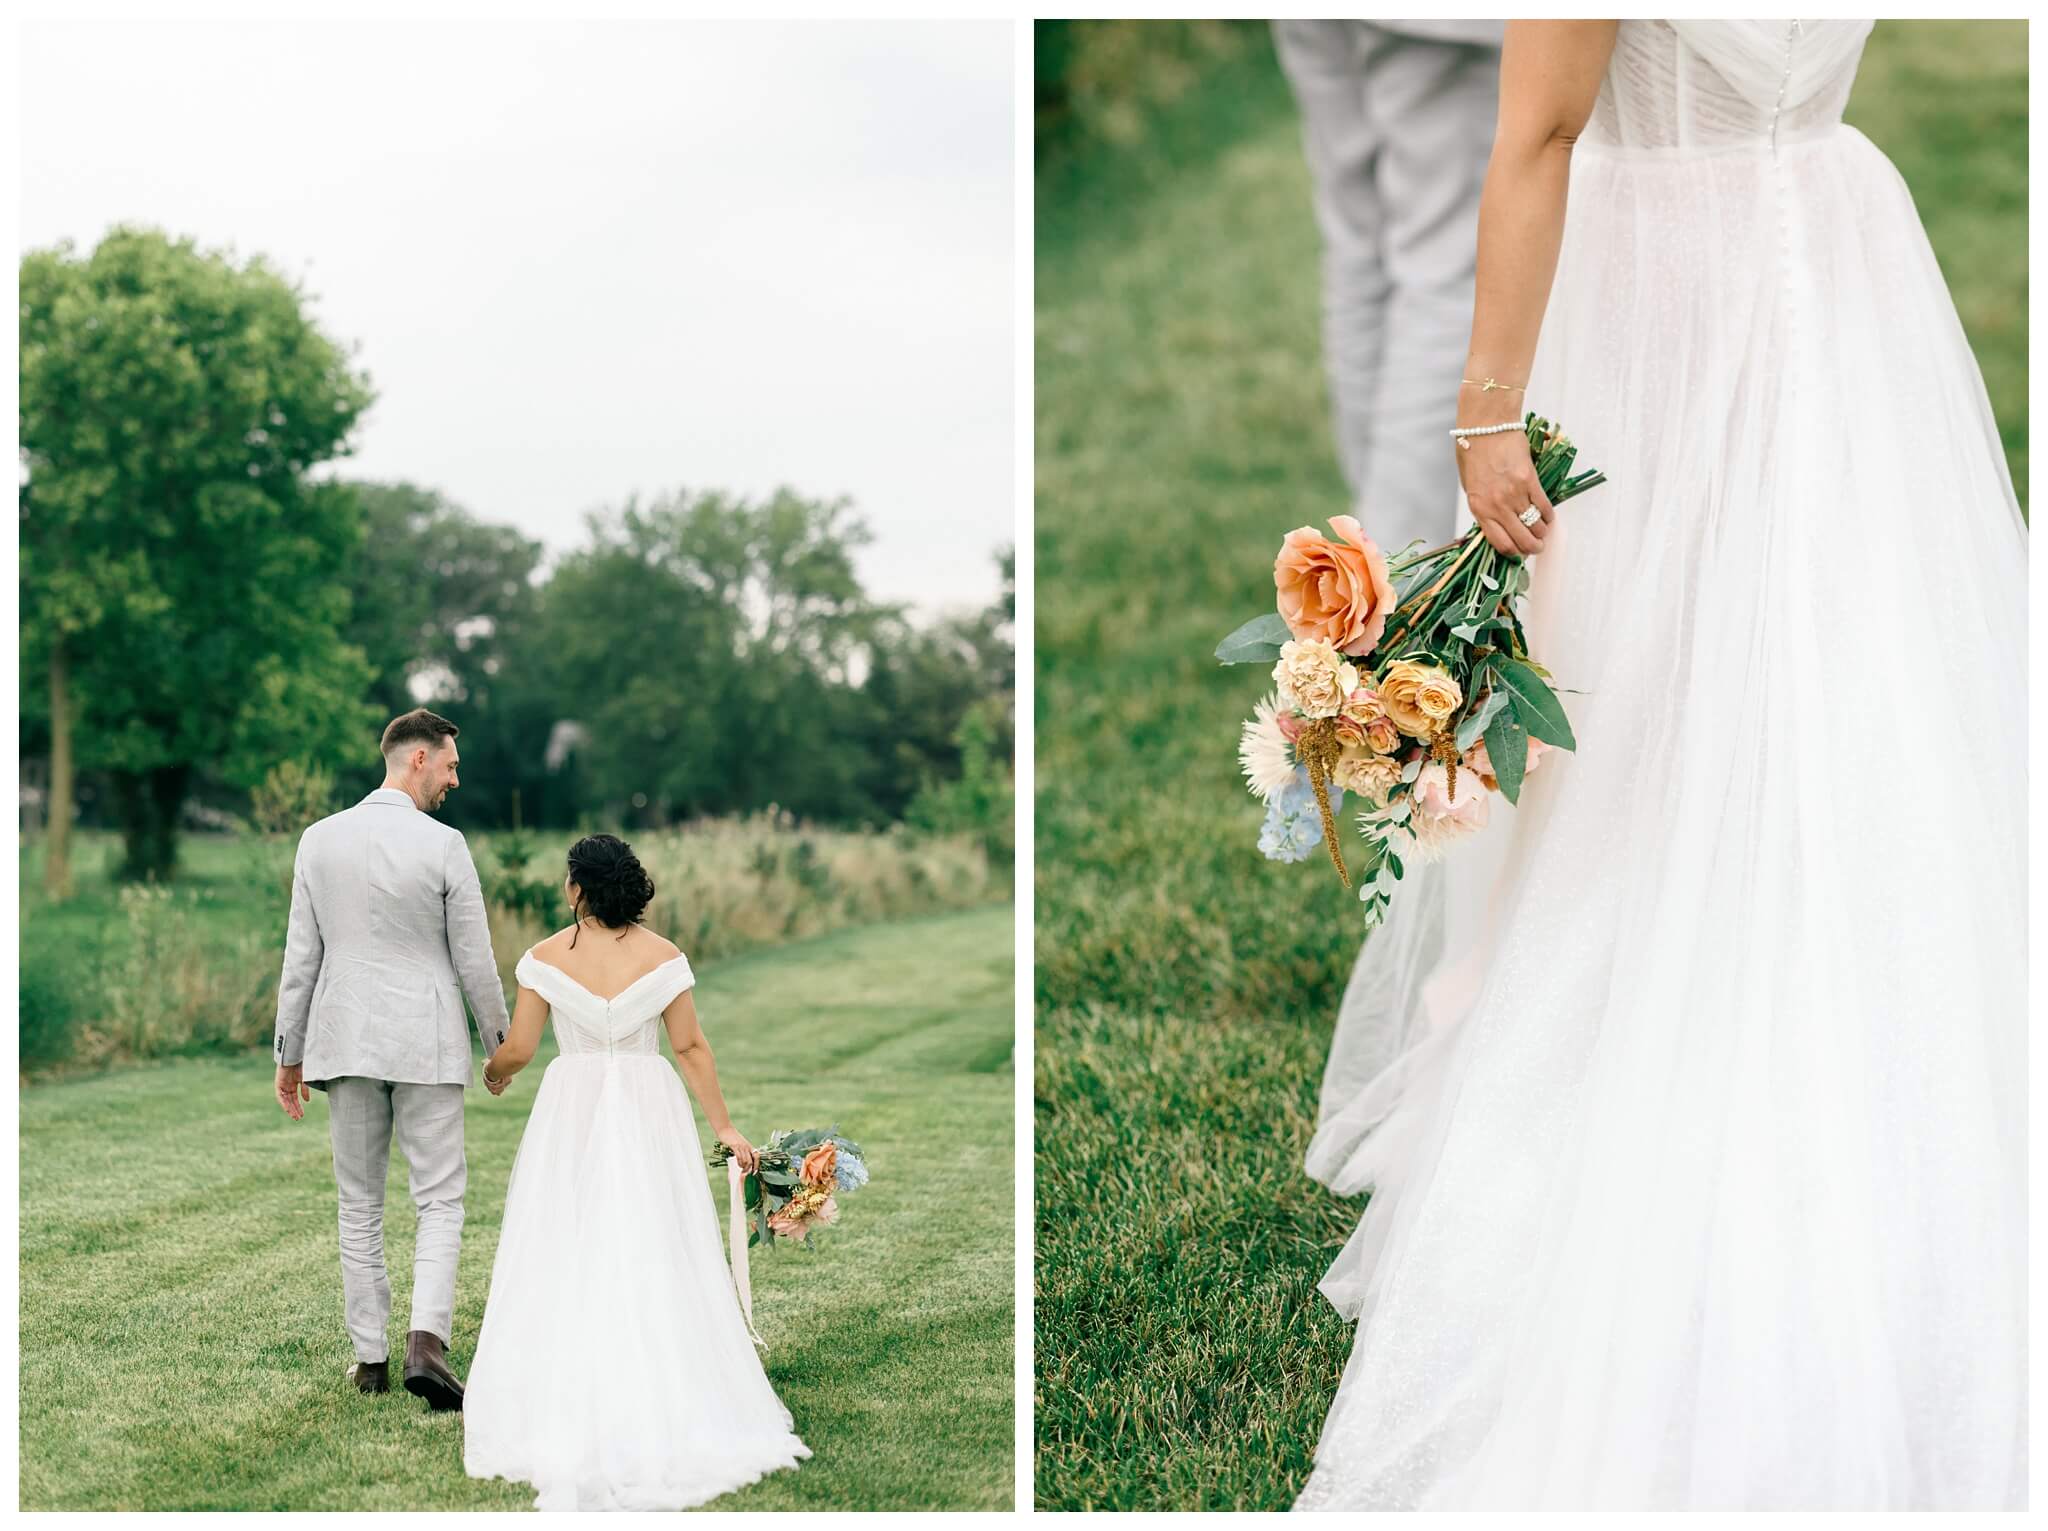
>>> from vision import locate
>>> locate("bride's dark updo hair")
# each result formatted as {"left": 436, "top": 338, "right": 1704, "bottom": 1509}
{"left": 565, "top": 833, "right": 655, "bottom": 945}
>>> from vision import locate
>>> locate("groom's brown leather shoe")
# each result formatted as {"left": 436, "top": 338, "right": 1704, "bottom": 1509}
{"left": 402, "top": 1330, "right": 464, "bottom": 1411}
{"left": 347, "top": 1359, "right": 389, "bottom": 1394}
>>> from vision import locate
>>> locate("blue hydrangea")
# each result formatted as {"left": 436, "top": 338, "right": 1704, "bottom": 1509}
{"left": 1257, "top": 766, "right": 1344, "bottom": 864}
{"left": 834, "top": 1151, "right": 869, "bottom": 1192}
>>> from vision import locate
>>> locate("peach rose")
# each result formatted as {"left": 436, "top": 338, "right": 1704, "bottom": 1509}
{"left": 801, "top": 1143, "right": 839, "bottom": 1188}
{"left": 1365, "top": 716, "right": 1402, "bottom": 755}
{"left": 1378, "top": 661, "right": 1463, "bottom": 739}
{"left": 1465, "top": 735, "right": 1552, "bottom": 792}
{"left": 1334, "top": 686, "right": 1386, "bottom": 747}
{"left": 1275, "top": 515, "right": 1398, "bottom": 657}
{"left": 767, "top": 1205, "right": 809, "bottom": 1240}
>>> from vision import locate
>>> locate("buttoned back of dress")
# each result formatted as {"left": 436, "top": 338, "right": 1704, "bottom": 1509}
{"left": 514, "top": 948, "right": 696, "bottom": 1059}
{"left": 1588, "top": 20, "right": 1872, "bottom": 153}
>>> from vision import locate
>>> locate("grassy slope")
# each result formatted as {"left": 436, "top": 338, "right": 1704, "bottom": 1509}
{"left": 20, "top": 904, "right": 1014, "bottom": 1511}
{"left": 1032, "top": 23, "right": 2026, "bottom": 1512}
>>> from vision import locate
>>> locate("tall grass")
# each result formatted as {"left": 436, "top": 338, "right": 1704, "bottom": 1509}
{"left": 484, "top": 813, "right": 997, "bottom": 963}
{"left": 20, "top": 817, "right": 999, "bottom": 1077}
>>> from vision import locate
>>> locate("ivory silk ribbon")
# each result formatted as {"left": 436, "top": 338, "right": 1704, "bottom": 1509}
{"left": 727, "top": 1159, "right": 767, "bottom": 1349}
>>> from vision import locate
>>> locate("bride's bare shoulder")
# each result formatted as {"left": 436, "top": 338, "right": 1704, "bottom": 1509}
{"left": 531, "top": 927, "right": 578, "bottom": 959}
{"left": 635, "top": 925, "right": 683, "bottom": 960}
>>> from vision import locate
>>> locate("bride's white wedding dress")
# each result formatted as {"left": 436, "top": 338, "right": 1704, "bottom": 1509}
{"left": 1297, "top": 21, "right": 2025, "bottom": 1511}
{"left": 463, "top": 946, "right": 809, "bottom": 1510}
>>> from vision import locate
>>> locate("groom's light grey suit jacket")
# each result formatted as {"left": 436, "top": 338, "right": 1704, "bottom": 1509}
{"left": 273, "top": 787, "right": 512, "bottom": 1089}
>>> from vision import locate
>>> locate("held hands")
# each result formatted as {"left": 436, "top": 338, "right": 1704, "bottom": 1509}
{"left": 716, "top": 1125, "right": 758, "bottom": 1175}
{"left": 483, "top": 1057, "right": 511, "bottom": 1096}
{"left": 275, "top": 1063, "right": 310, "bottom": 1121}
{"left": 1456, "top": 426, "right": 1555, "bottom": 558}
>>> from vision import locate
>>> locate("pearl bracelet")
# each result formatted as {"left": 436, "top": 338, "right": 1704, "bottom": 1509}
{"left": 1449, "top": 421, "right": 1525, "bottom": 451}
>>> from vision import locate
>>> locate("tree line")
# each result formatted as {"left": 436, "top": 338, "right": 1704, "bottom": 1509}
{"left": 20, "top": 227, "right": 1013, "bottom": 891}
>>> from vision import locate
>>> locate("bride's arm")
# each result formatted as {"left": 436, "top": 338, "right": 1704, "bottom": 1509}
{"left": 482, "top": 984, "right": 547, "bottom": 1094}
{"left": 1459, "top": 20, "right": 1618, "bottom": 557}
{"left": 662, "top": 991, "right": 758, "bottom": 1172}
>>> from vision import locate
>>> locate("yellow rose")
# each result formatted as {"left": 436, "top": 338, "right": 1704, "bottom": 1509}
{"left": 1377, "top": 661, "right": 1463, "bottom": 739}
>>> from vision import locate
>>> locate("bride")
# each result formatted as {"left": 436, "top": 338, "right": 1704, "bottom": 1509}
{"left": 1296, "top": 20, "right": 2024, "bottom": 1511}
{"left": 462, "top": 833, "right": 809, "bottom": 1509}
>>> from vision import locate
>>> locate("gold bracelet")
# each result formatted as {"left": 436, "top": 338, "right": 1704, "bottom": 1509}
{"left": 1461, "top": 376, "right": 1526, "bottom": 393}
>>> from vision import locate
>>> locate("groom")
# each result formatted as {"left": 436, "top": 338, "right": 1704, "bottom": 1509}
{"left": 272, "top": 708, "right": 512, "bottom": 1409}
{"left": 1272, "top": 19, "right": 1504, "bottom": 554}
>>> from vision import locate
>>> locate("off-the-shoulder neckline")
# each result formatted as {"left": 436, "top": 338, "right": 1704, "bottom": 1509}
{"left": 519, "top": 948, "right": 689, "bottom": 1005}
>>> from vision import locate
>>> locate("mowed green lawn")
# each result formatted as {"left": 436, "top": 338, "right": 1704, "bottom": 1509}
{"left": 20, "top": 904, "right": 1015, "bottom": 1511}
{"left": 1032, "top": 22, "right": 2025, "bottom": 1512}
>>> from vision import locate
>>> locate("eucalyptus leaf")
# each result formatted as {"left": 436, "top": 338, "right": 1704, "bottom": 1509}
{"left": 1484, "top": 705, "right": 1529, "bottom": 805}
{"left": 1215, "top": 611, "right": 1291, "bottom": 665}
{"left": 1455, "top": 690, "right": 1511, "bottom": 751}
{"left": 1493, "top": 656, "right": 1575, "bottom": 750}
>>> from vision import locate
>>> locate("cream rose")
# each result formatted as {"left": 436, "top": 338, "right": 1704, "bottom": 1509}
{"left": 1331, "top": 747, "right": 1402, "bottom": 804}
{"left": 1272, "top": 638, "right": 1360, "bottom": 720}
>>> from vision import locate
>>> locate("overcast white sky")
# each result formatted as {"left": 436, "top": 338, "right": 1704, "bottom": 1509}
{"left": 19, "top": 19, "right": 1014, "bottom": 616}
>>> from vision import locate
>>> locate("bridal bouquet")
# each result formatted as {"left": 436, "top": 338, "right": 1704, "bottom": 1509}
{"left": 709, "top": 1126, "right": 869, "bottom": 1250}
{"left": 1220, "top": 414, "right": 1605, "bottom": 930}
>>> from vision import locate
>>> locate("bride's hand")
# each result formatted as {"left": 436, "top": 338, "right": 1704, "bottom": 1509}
{"left": 1456, "top": 426, "right": 1553, "bottom": 557}
{"left": 717, "top": 1126, "right": 758, "bottom": 1175}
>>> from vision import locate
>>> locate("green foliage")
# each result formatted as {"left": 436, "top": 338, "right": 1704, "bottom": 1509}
{"left": 1035, "top": 19, "right": 1268, "bottom": 158}
{"left": 18, "top": 905, "right": 1014, "bottom": 1510}
{"left": 908, "top": 699, "right": 1016, "bottom": 866}
{"left": 533, "top": 492, "right": 1011, "bottom": 834}
{"left": 19, "top": 946, "right": 85, "bottom": 1068}
{"left": 19, "top": 227, "right": 378, "bottom": 878}
{"left": 339, "top": 481, "right": 547, "bottom": 724}
{"left": 1034, "top": 22, "right": 2025, "bottom": 1510}
{"left": 479, "top": 827, "right": 561, "bottom": 924}
{"left": 247, "top": 760, "right": 337, "bottom": 837}
{"left": 16, "top": 227, "right": 1010, "bottom": 864}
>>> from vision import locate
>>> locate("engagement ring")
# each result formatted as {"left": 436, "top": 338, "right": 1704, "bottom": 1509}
{"left": 1519, "top": 507, "right": 1543, "bottom": 528}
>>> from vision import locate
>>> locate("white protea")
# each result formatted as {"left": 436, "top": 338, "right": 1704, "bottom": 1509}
{"left": 1238, "top": 693, "right": 1297, "bottom": 806}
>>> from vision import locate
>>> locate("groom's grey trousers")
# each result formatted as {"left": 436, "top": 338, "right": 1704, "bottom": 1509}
{"left": 327, "top": 1077, "right": 466, "bottom": 1362}
{"left": 1272, "top": 20, "right": 1503, "bottom": 557}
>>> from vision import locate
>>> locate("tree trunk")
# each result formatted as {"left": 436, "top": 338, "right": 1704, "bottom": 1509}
{"left": 45, "top": 644, "right": 75, "bottom": 900}
{"left": 113, "top": 762, "right": 191, "bottom": 883}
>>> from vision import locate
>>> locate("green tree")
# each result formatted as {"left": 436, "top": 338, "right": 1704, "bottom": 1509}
{"left": 20, "top": 227, "right": 376, "bottom": 885}
{"left": 541, "top": 488, "right": 892, "bottom": 825}
{"left": 341, "top": 481, "right": 545, "bottom": 721}
{"left": 336, "top": 480, "right": 557, "bottom": 829}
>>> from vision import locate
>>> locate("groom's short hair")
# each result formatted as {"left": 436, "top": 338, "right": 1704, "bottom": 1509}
{"left": 381, "top": 708, "right": 460, "bottom": 761}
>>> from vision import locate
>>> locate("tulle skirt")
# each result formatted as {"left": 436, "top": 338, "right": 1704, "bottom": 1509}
{"left": 463, "top": 1055, "right": 809, "bottom": 1511}
{"left": 1297, "top": 127, "right": 2027, "bottom": 1510}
